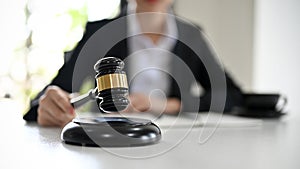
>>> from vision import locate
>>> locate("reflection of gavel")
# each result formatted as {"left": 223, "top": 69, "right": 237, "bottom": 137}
{"left": 71, "top": 57, "right": 129, "bottom": 112}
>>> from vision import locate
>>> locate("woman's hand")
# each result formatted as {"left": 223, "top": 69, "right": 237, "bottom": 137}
{"left": 124, "top": 93, "right": 181, "bottom": 115}
{"left": 37, "top": 86, "right": 75, "bottom": 127}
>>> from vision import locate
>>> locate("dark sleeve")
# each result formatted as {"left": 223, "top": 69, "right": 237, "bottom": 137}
{"left": 169, "top": 28, "right": 243, "bottom": 113}
{"left": 195, "top": 33, "right": 244, "bottom": 112}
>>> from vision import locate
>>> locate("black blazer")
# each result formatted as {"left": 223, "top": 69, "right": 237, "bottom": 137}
{"left": 23, "top": 8, "right": 243, "bottom": 121}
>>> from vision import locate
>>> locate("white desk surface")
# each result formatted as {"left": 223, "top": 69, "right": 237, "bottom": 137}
{"left": 1, "top": 100, "right": 300, "bottom": 169}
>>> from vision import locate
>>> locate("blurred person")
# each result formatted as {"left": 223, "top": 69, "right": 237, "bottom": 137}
{"left": 23, "top": 0, "right": 243, "bottom": 127}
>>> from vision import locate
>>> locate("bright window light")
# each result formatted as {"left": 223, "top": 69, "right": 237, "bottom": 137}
{"left": 0, "top": 0, "right": 121, "bottom": 114}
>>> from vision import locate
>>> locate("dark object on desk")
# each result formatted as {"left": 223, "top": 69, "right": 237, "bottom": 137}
{"left": 61, "top": 117, "right": 161, "bottom": 147}
{"left": 65, "top": 57, "right": 161, "bottom": 147}
{"left": 233, "top": 93, "right": 287, "bottom": 118}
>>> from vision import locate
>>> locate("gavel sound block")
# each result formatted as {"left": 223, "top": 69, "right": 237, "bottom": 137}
{"left": 61, "top": 57, "right": 161, "bottom": 147}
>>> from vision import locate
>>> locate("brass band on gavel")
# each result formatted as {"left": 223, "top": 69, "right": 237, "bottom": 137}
{"left": 96, "top": 73, "right": 128, "bottom": 92}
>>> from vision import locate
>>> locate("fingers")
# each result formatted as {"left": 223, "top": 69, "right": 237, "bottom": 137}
{"left": 47, "top": 86, "right": 74, "bottom": 115}
{"left": 37, "top": 86, "right": 75, "bottom": 127}
{"left": 125, "top": 93, "right": 151, "bottom": 113}
{"left": 124, "top": 93, "right": 179, "bottom": 114}
{"left": 38, "top": 106, "right": 64, "bottom": 127}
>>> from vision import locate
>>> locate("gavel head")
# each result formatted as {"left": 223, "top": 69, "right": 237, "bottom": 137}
{"left": 94, "top": 57, "right": 129, "bottom": 113}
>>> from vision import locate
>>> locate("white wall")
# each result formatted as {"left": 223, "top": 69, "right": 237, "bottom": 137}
{"left": 175, "top": 0, "right": 254, "bottom": 91}
{"left": 253, "top": 0, "right": 300, "bottom": 114}
{"left": 175, "top": 0, "right": 300, "bottom": 114}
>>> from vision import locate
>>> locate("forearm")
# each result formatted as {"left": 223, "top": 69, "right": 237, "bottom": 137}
{"left": 164, "top": 98, "right": 181, "bottom": 114}
{"left": 150, "top": 97, "right": 181, "bottom": 115}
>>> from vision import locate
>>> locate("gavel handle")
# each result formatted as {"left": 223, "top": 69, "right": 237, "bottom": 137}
{"left": 70, "top": 88, "right": 99, "bottom": 108}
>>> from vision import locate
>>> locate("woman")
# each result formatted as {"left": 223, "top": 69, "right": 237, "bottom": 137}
{"left": 23, "top": 0, "right": 243, "bottom": 127}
